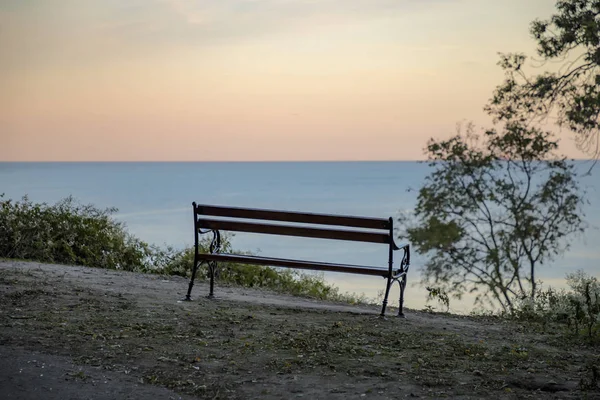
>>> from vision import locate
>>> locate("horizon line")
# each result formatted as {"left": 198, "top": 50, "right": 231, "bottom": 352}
{"left": 0, "top": 158, "right": 596, "bottom": 163}
{"left": 0, "top": 159, "right": 424, "bottom": 163}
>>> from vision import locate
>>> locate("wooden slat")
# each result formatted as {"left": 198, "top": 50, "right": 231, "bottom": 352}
{"left": 195, "top": 204, "right": 390, "bottom": 230}
{"left": 199, "top": 253, "right": 389, "bottom": 277}
{"left": 197, "top": 218, "right": 391, "bottom": 245}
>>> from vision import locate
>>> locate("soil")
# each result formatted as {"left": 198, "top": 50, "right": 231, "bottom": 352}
{"left": 0, "top": 260, "right": 598, "bottom": 399}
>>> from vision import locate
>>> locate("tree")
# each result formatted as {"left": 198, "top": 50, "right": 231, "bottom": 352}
{"left": 404, "top": 122, "right": 585, "bottom": 312}
{"left": 487, "top": 0, "right": 600, "bottom": 156}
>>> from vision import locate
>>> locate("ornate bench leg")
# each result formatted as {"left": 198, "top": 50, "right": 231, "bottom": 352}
{"left": 398, "top": 274, "right": 407, "bottom": 318}
{"left": 206, "top": 230, "right": 220, "bottom": 299}
{"left": 185, "top": 259, "right": 202, "bottom": 301}
{"left": 380, "top": 276, "right": 393, "bottom": 317}
{"left": 207, "top": 260, "right": 216, "bottom": 298}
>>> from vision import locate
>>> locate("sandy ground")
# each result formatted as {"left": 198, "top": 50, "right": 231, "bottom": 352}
{"left": 0, "top": 260, "right": 598, "bottom": 399}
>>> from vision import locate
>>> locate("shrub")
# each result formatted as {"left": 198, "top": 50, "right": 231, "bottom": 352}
{"left": 0, "top": 195, "right": 149, "bottom": 271}
{"left": 508, "top": 270, "right": 600, "bottom": 339}
{"left": 565, "top": 271, "right": 600, "bottom": 338}
{"left": 142, "top": 239, "right": 368, "bottom": 302}
{"left": 425, "top": 286, "right": 450, "bottom": 312}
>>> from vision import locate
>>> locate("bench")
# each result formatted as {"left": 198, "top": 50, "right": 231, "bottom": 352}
{"left": 185, "top": 203, "right": 410, "bottom": 317}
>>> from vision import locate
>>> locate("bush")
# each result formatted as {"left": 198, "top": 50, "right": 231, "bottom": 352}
{"left": 0, "top": 195, "right": 368, "bottom": 304}
{"left": 425, "top": 286, "right": 450, "bottom": 312}
{"left": 142, "top": 238, "right": 367, "bottom": 302}
{"left": 565, "top": 271, "right": 600, "bottom": 338}
{"left": 0, "top": 195, "right": 149, "bottom": 271}
{"left": 508, "top": 270, "right": 600, "bottom": 339}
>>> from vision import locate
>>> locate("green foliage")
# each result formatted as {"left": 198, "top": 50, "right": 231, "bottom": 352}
{"left": 143, "top": 241, "right": 368, "bottom": 302}
{"left": 137, "top": 237, "right": 233, "bottom": 277}
{"left": 404, "top": 122, "right": 585, "bottom": 312}
{"left": 0, "top": 195, "right": 368, "bottom": 305}
{"left": 426, "top": 286, "right": 450, "bottom": 312}
{"left": 220, "top": 265, "right": 367, "bottom": 303}
{"left": 487, "top": 0, "right": 600, "bottom": 155}
{"left": 0, "top": 194, "right": 149, "bottom": 271}
{"left": 565, "top": 270, "right": 600, "bottom": 338}
{"left": 507, "top": 271, "right": 600, "bottom": 339}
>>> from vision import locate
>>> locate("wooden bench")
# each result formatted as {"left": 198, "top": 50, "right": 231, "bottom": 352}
{"left": 185, "top": 203, "right": 410, "bottom": 317}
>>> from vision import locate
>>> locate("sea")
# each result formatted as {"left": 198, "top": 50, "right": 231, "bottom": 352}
{"left": 1, "top": 161, "right": 598, "bottom": 313}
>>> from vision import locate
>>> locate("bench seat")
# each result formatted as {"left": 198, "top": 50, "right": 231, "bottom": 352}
{"left": 198, "top": 253, "right": 393, "bottom": 277}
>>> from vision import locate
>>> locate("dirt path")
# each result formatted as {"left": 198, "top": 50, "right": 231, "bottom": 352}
{"left": 1, "top": 261, "right": 598, "bottom": 399}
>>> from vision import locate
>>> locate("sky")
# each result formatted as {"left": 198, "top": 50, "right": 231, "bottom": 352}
{"left": 0, "top": 0, "right": 587, "bottom": 161}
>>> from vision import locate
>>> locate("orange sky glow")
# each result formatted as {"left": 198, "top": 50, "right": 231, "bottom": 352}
{"left": 0, "top": 0, "right": 587, "bottom": 161}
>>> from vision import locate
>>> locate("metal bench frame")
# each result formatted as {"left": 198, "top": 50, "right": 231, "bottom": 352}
{"left": 185, "top": 203, "right": 410, "bottom": 317}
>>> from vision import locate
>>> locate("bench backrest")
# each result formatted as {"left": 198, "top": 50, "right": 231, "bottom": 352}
{"left": 193, "top": 203, "right": 401, "bottom": 249}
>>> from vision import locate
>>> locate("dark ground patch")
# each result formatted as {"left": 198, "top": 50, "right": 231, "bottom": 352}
{"left": 1, "top": 261, "right": 598, "bottom": 399}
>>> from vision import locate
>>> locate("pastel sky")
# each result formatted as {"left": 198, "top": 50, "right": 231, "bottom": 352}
{"left": 0, "top": 0, "right": 586, "bottom": 161}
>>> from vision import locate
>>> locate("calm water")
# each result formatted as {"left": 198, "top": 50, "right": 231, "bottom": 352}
{"left": 1, "top": 162, "right": 598, "bottom": 312}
